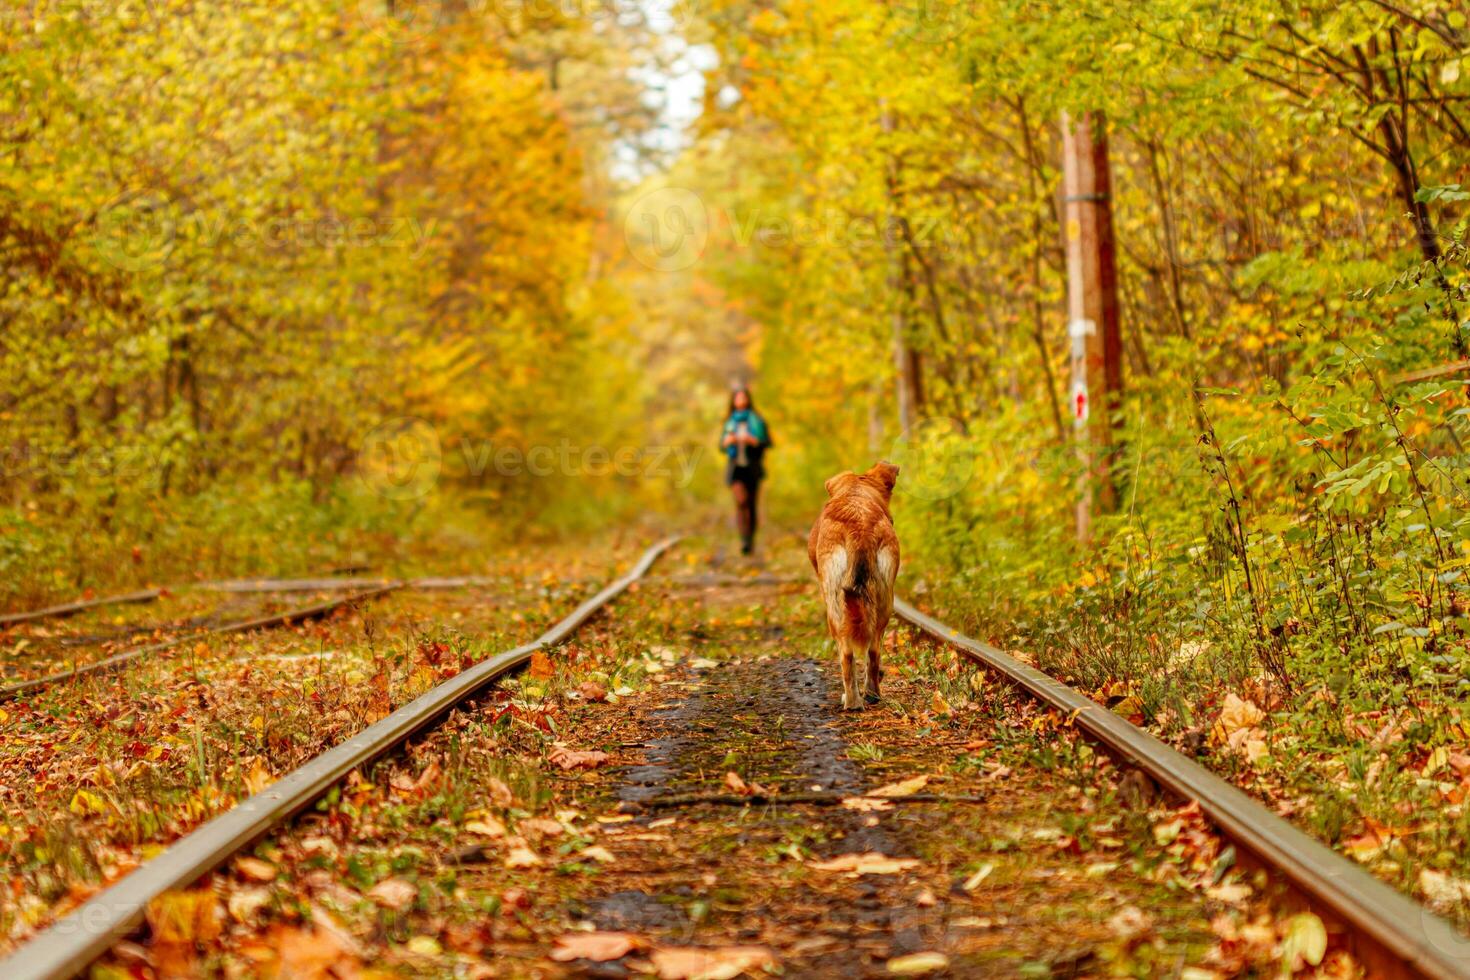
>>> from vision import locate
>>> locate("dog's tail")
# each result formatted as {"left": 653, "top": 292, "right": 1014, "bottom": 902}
{"left": 822, "top": 542, "right": 894, "bottom": 647}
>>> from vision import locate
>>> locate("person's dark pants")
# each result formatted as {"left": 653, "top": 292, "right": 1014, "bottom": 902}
{"left": 726, "top": 463, "right": 762, "bottom": 553}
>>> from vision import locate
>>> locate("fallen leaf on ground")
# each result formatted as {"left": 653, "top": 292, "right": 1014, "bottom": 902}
{"left": 529, "top": 650, "right": 555, "bottom": 679}
{"left": 464, "top": 816, "right": 507, "bottom": 838}
{"left": 724, "top": 771, "right": 753, "bottom": 795}
{"left": 550, "top": 746, "right": 611, "bottom": 770}
{"left": 650, "top": 945, "right": 776, "bottom": 980}
{"left": 1279, "top": 913, "right": 1327, "bottom": 971}
{"left": 810, "top": 852, "right": 920, "bottom": 875}
{"left": 1205, "top": 880, "right": 1253, "bottom": 905}
{"left": 367, "top": 877, "right": 417, "bottom": 910}
{"left": 842, "top": 797, "right": 894, "bottom": 812}
{"left": 551, "top": 931, "right": 646, "bottom": 962}
{"left": 147, "top": 889, "right": 223, "bottom": 946}
{"left": 258, "top": 923, "right": 359, "bottom": 979}
{"left": 69, "top": 789, "right": 107, "bottom": 816}
{"left": 486, "top": 777, "right": 515, "bottom": 807}
{"left": 961, "top": 863, "right": 994, "bottom": 891}
{"left": 1107, "top": 906, "right": 1154, "bottom": 939}
{"left": 406, "top": 935, "right": 442, "bottom": 956}
{"left": 869, "top": 775, "right": 929, "bottom": 797}
{"left": 227, "top": 887, "right": 272, "bottom": 923}
{"left": 505, "top": 844, "right": 542, "bottom": 868}
{"left": 578, "top": 680, "right": 608, "bottom": 702}
{"left": 519, "top": 817, "right": 564, "bottom": 838}
{"left": 887, "top": 952, "right": 950, "bottom": 975}
{"left": 234, "top": 856, "right": 278, "bottom": 882}
{"left": 1420, "top": 869, "right": 1470, "bottom": 907}
{"left": 579, "top": 845, "right": 617, "bottom": 864}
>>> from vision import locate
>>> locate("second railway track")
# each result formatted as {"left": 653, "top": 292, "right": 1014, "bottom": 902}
{"left": 0, "top": 537, "right": 679, "bottom": 979}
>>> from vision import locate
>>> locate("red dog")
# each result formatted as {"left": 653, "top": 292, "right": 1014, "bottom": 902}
{"left": 807, "top": 462, "right": 900, "bottom": 710}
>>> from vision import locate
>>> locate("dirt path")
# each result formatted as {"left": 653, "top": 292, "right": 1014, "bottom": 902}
{"left": 80, "top": 539, "right": 1298, "bottom": 977}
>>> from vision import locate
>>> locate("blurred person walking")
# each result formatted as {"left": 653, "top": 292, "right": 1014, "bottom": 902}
{"left": 720, "top": 386, "right": 772, "bottom": 555}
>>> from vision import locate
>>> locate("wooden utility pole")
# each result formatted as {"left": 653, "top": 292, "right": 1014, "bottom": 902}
{"left": 1061, "top": 111, "right": 1123, "bottom": 546}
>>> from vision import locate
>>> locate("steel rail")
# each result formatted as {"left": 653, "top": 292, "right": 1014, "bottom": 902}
{"left": 894, "top": 598, "right": 1470, "bottom": 979}
{"left": 0, "top": 589, "right": 162, "bottom": 628}
{"left": 1, "top": 537, "right": 677, "bottom": 980}
{"left": 198, "top": 574, "right": 512, "bottom": 592}
{"left": 0, "top": 585, "right": 403, "bottom": 701}
{"left": 195, "top": 576, "right": 395, "bottom": 592}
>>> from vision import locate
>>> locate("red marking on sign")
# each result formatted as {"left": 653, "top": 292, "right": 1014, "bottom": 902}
{"left": 1074, "top": 391, "right": 1088, "bottom": 420}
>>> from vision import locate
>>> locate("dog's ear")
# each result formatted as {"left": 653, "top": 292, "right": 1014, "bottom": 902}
{"left": 868, "top": 460, "right": 900, "bottom": 496}
{"left": 824, "top": 471, "right": 857, "bottom": 498}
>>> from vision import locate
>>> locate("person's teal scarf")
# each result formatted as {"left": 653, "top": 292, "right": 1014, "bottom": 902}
{"left": 722, "top": 410, "right": 769, "bottom": 460}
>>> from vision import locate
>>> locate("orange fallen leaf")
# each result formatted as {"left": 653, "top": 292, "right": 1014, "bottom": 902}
{"left": 650, "top": 945, "right": 776, "bottom": 980}
{"left": 260, "top": 922, "right": 360, "bottom": 979}
{"left": 809, "top": 852, "right": 920, "bottom": 875}
{"left": 869, "top": 775, "right": 928, "bottom": 797}
{"left": 550, "top": 931, "right": 646, "bottom": 962}
{"left": 234, "top": 856, "right": 278, "bottom": 882}
{"left": 549, "top": 746, "right": 611, "bottom": 770}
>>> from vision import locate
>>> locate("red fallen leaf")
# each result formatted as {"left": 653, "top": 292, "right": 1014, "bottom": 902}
{"left": 443, "top": 921, "right": 493, "bottom": 955}
{"left": 413, "top": 761, "right": 443, "bottom": 793}
{"left": 529, "top": 650, "right": 556, "bottom": 679}
{"left": 551, "top": 931, "right": 646, "bottom": 962}
{"left": 578, "top": 680, "right": 609, "bottom": 702}
{"left": 501, "top": 887, "right": 532, "bottom": 912}
{"left": 549, "top": 746, "right": 610, "bottom": 770}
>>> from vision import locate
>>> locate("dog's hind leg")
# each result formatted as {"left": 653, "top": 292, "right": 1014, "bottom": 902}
{"left": 865, "top": 638, "right": 883, "bottom": 705}
{"left": 838, "top": 637, "right": 861, "bottom": 711}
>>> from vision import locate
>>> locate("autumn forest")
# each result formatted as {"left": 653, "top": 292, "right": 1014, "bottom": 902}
{"left": 5, "top": 0, "right": 1470, "bottom": 976}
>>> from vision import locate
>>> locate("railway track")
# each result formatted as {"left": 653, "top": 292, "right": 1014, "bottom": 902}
{"left": 4, "top": 537, "right": 1468, "bottom": 977}
{"left": 0, "top": 537, "right": 678, "bottom": 979}
{"left": 0, "top": 572, "right": 597, "bottom": 699}
{"left": 894, "top": 599, "right": 1470, "bottom": 979}
{"left": 0, "top": 584, "right": 404, "bottom": 700}
{"left": 0, "top": 589, "right": 163, "bottom": 629}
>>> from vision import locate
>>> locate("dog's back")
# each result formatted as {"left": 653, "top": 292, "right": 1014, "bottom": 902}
{"left": 809, "top": 462, "right": 899, "bottom": 709}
